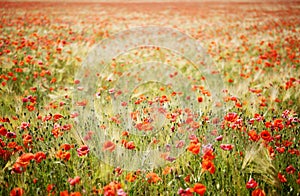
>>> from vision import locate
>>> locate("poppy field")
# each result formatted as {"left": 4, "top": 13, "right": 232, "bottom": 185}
{"left": 0, "top": 1, "right": 299, "bottom": 195}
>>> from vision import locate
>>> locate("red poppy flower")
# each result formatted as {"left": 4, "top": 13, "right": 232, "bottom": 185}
{"left": 70, "top": 192, "right": 82, "bottom": 196}
{"left": 6, "top": 132, "right": 17, "bottom": 139}
{"left": 53, "top": 114, "right": 63, "bottom": 122}
{"left": 7, "top": 142, "right": 17, "bottom": 149}
{"left": 220, "top": 144, "right": 234, "bottom": 151}
{"left": 52, "top": 128, "right": 63, "bottom": 138}
{"left": 260, "top": 130, "right": 272, "bottom": 141}
{"left": 278, "top": 172, "right": 287, "bottom": 183}
{"left": 61, "top": 124, "right": 72, "bottom": 131}
{"left": 16, "top": 153, "right": 35, "bottom": 167}
{"left": 12, "top": 163, "right": 25, "bottom": 174}
{"left": 122, "top": 140, "right": 135, "bottom": 150}
{"left": 135, "top": 121, "right": 153, "bottom": 131}
{"left": 202, "top": 149, "right": 215, "bottom": 161}
{"left": 248, "top": 130, "right": 260, "bottom": 142}
{"left": 103, "top": 181, "right": 123, "bottom": 196}
{"left": 282, "top": 140, "right": 293, "bottom": 147}
{"left": 103, "top": 186, "right": 115, "bottom": 196}
{"left": 74, "top": 79, "right": 80, "bottom": 84}
{"left": 286, "top": 165, "right": 296, "bottom": 174}
{"left": 56, "top": 150, "right": 71, "bottom": 161}
{"left": 178, "top": 187, "right": 193, "bottom": 196}
{"left": 0, "top": 126, "right": 7, "bottom": 136}
{"left": 187, "top": 142, "right": 201, "bottom": 155}
{"left": 251, "top": 189, "right": 265, "bottom": 196}
{"left": 197, "top": 96, "right": 203, "bottom": 103}
{"left": 201, "top": 160, "right": 216, "bottom": 174}
{"left": 224, "top": 112, "right": 238, "bottom": 122}
{"left": 20, "top": 122, "right": 30, "bottom": 129}
{"left": 60, "top": 144, "right": 74, "bottom": 151}
{"left": 102, "top": 141, "right": 116, "bottom": 152}
{"left": 273, "top": 118, "right": 284, "bottom": 130}
{"left": 184, "top": 175, "right": 190, "bottom": 183}
{"left": 121, "top": 131, "right": 129, "bottom": 137}
{"left": 76, "top": 100, "right": 87, "bottom": 107}
{"left": 0, "top": 117, "right": 9, "bottom": 123}
{"left": 125, "top": 173, "right": 137, "bottom": 182}
{"left": 10, "top": 187, "right": 24, "bottom": 196}
{"left": 60, "top": 190, "right": 69, "bottom": 196}
{"left": 22, "top": 134, "right": 32, "bottom": 146}
{"left": 26, "top": 105, "right": 35, "bottom": 112}
{"left": 77, "top": 145, "right": 89, "bottom": 156}
{"left": 246, "top": 178, "right": 258, "bottom": 189}
{"left": 265, "top": 122, "right": 272, "bottom": 128}
{"left": 215, "top": 135, "right": 223, "bottom": 141}
{"left": 276, "top": 147, "right": 285, "bottom": 153}
{"left": 193, "top": 183, "right": 206, "bottom": 196}
{"left": 29, "top": 175, "right": 36, "bottom": 183}
{"left": 68, "top": 176, "right": 80, "bottom": 186}
{"left": 47, "top": 184, "right": 55, "bottom": 193}
{"left": 146, "top": 172, "right": 161, "bottom": 183}
{"left": 34, "top": 151, "right": 46, "bottom": 163}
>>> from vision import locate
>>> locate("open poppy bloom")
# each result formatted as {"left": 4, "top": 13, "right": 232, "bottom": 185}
{"left": 53, "top": 114, "right": 63, "bottom": 122}
{"left": 201, "top": 160, "right": 216, "bottom": 174}
{"left": 77, "top": 145, "right": 90, "bottom": 156}
{"left": 125, "top": 173, "right": 137, "bottom": 182}
{"left": 121, "top": 140, "right": 135, "bottom": 150}
{"left": 260, "top": 130, "right": 272, "bottom": 142}
{"left": 193, "top": 183, "right": 206, "bottom": 196}
{"left": 278, "top": 172, "right": 287, "bottom": 183}
{"left": 224, "top": 112, "right": 238, "bottom": 122}
{"left": 15, "top": 153, "right": 34, "bottom": 168}
{"left": 177, "top": 187, "right": 193, "bottom": 196}
{"left": 220, "top": 144, "right": 234, "bottom": 151}
{"left": 68, "top": 176, "right": 80, "bottom": 186}
{"left": 286, "top": 165, "right": 296, "bottom": 174}
{"left": 10, "top": 187, "right": 24, "bottom": 196}
{"left": 103, "top": 181, "right": 124, "bottom": 196}
{"left": 187, "top": 142, "right": 201, "bottom": 155}
{"left": 248, "top": 130, "right": 260, "bottom": 142}
{"left": 34, "top": 151, "right": 46, "bottom": 163}
{"left": 22, "top": 134, "right": 32, "bottom": 147}
{"left": 251, "top": 189, "right": 265, "bottom": 196}
{"left": 246, "top": 178, "right": 258, "bottom": 189}
{"left": 146, "top": 172, "right": 161, "bottom": 183}
{"left": 202, "top": 149, "right": 215, "bottom": 161}
{"left": 56, "top": 150, "right": 71, "bottom": 161}
{"left": 60, "top": 144, "right": 74, "bottom": 151}
{"left": 102, "top": 141, "right": 116, "bottom": 152}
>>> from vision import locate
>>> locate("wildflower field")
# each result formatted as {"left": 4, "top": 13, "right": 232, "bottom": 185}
{"left": 0, "top": 1, "right": 299, "bottom": 195}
